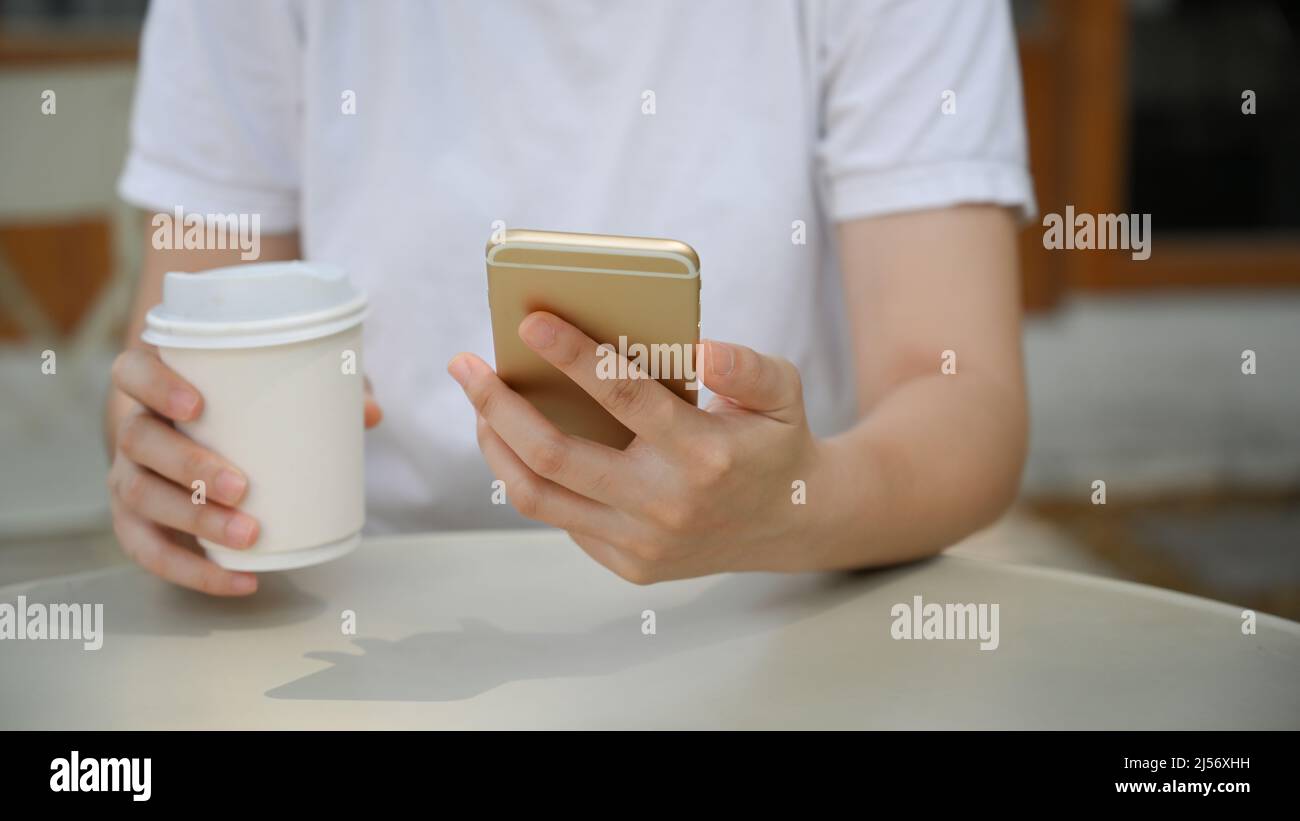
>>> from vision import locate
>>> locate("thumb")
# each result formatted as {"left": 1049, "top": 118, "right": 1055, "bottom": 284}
{"left": 699, "top": 340, "right": 804, "bottom": 423}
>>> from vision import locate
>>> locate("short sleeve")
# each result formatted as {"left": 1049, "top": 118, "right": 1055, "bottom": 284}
{"left": 117, "top": 0, "right": 303, "bottom": 233}
{"left": 814, "top": 0, "right": 1036, "bottom": 223}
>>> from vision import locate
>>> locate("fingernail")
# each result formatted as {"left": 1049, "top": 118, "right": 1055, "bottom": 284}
{"left": 708, "top": 341, "right": 734, "bottom": 376}
{"left": 447, "top": 356, "right": 471, "bottom": 387}
{"left": 225, "top": 514, "right": 258, "bottom": 548}
{"left": 169, "top": 389, "right": 199, "bottom": 418}
{"left": 214, "top": 469, "right": 247, "bottom": 504}
{"left": 520, "top": 315, "right": 555, "bottom": 349}
{"left": 231, "top": 574, "right": 257, "bottom": 594}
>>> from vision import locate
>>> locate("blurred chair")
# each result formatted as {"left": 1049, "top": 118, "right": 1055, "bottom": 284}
{"left": 0, "top": 52, "right": 138, "bottom": 548}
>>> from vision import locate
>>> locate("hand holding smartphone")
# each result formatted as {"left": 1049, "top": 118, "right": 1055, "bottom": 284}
{"left": 486, "top": 229, "right": 701, "bottom": 448}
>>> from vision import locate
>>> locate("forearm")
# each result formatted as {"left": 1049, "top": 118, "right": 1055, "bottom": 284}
{"left": 804, "top": 366, "right": 1027, "bottom": 571}
{"left": 793, "top": 205, "right": 1026, "bottom": 571}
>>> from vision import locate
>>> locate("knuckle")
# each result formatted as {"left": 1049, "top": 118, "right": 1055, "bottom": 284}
{"left": 148, "top": 549, "right": 175, "bottom": 583}
{"left": 618, "top": 562, "right": 659, "bottom": 586}
{"left": 110, "top": 512, "right": 135, "bottom": 557}
{"left": 131, "top": 541, "right": 162, "bottom": 577}
{"left": 529, "top": 433, "right": 569, "bottom": 478}
{"left": 645, "top": 498, "right": 691, "bottom": 533}
{"left": 696, "top": 438, "right": 735, "bottom": 479}
{"left": 193, "top": 504, "right": 223, "bottom": 539}
{"left": 661, "top": 393, "right": 691, "bottom": 428}
{"left": 193, "top": 568, "right": 221, "bottom": 596}
{"left": 604, "top": 528, "right": 640, "bottom": 556}
{"left": 582, "top": 466, "right": 614, "bottom": 499}
{"left": 117, "top": 468, "right": 149, "bottom": 508}
{"left": 603, "top": 376, "right": 646, "bottom": 416}
{"left": 116, "top": 413, "right": 148, "bottom": 456}
{"left": 779, "top": 358, "right": 804, "bottom": 394}
{"left": 509, "top": 478, "right": 544, "bottom": 519}
{"left": 181, "top": 445, "right": 217, "bottom": 484}
{"left": 109, "top": 351, "right": 131, "bottom": 388}
{"left": 627, "top": 537, "right": 669, "bottom": 563}
{"left": 470, "top": 387, "right": 498, "bottom": 420}
{"left": 554, "top": 336, "right": 583, "bottom": 369}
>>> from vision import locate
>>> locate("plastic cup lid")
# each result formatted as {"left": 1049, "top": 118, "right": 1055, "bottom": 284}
{"left": 141, "top": 261, "right": 367, "bottom": 349}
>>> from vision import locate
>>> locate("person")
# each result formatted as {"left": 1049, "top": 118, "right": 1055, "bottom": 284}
{"left": 106, "top": 0, "right": 1035, "bottom": 596}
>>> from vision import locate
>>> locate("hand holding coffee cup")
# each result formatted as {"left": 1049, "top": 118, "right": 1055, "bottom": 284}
{"left": 108, "top": 262, "right": 377, "bottom": 595}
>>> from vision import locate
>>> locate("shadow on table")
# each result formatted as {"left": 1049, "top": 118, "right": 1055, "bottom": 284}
{"left": 266, "top": 565, "right": 903, "bottom": 703}
{"left": 15, "top": 565, "right": 327, "bottom": 637}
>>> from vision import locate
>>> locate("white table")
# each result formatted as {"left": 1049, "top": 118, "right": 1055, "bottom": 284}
{"left": 2, "top": 529, "right": 1297, "bottom": 729}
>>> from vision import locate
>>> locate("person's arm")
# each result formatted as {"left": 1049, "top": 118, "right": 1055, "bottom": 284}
{"left": 447, "top": 203, "right": 1025, "bottom": 582}
{"left": 806, "top": 204, "right": 1027, "bottom": 568}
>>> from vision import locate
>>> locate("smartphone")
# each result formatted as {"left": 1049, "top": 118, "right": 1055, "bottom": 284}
{"left": 486, "top": 228, "right": 701, "bottom": 449}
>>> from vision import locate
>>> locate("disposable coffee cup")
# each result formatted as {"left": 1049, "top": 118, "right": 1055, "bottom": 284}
{"left": 141, "top": 261, "right": 368, "bottom": 571}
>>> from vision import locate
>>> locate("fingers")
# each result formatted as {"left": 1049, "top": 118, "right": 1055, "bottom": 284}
{"left": 474, "top": 415, "right": 627, "bottom": 534}
{"left": 450, "top": 353, "right": 636, "bottom": 507}
{"left": 112, "top": 506, "right": 257, "bottom": 596}
{"left": 108, "top": 349, "right": 260, "bottom": 597}
{"left": 566, "top": 531, "right": 660, "bottom": 586}
{"left": 109, "top": 460, "right": 258, "bottom": 550}
{"left": 116, "top": 412, "right": 248, "bottom": 506}
{"left": 364, "top": 375, "right": 383, "bottom": 428}
{"left": 516, "top": 312, "right": 699, "bottom": 445}
{"left": 364, "top": 396, "right": 383, "bottom": 428}
{"left": 473, "top": 413, "right": 686, "bottom": 587}
{"left": 700, "top": 340, "right": 804, "bottom": 423}
{"left": 111, "top": 347, "right": 203, "bottom": 422}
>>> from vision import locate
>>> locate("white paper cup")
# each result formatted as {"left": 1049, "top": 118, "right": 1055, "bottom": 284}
{"left": 141, "top": 261, "right": 368, "bottom": 571}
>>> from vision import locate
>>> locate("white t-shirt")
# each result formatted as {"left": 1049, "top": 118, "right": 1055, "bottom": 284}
{"left": 119, "top": 0, "right": 1034, "bottom": 534}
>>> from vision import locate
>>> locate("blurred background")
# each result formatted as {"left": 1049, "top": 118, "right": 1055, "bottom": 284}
{"left": 1, "top": 0, "right": 1297, "bottom": 617}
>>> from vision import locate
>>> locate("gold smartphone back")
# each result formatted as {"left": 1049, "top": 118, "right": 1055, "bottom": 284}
{"left": 486, "top": 229, "right": 701, "bottom": 449}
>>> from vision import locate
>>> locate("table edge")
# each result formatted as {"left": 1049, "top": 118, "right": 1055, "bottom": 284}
{"left": 3, "top": 528, "right": 1297, "bottom": 632}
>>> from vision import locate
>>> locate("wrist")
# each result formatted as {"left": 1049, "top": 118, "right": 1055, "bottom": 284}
{"left": 752, "top": 432, "right": 880, "bottom": 573}
{"left": 795, "top": 430, "right": 888, "bottom": 572}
